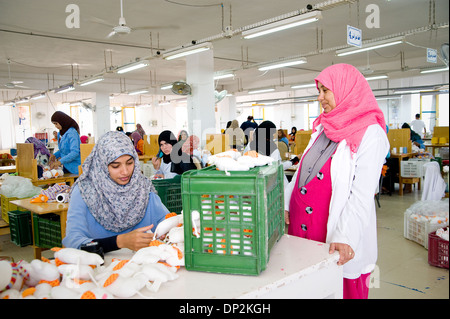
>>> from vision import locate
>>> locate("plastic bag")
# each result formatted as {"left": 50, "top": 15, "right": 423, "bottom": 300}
{"left": 0, "top": 175, "right": 42, "bottom": 198}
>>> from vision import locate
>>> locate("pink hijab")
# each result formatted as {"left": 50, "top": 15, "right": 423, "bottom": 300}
{"left": 313, "top": 63, "right": 386, "bottom": 154}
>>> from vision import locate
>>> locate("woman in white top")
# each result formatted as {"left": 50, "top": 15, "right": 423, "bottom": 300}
{"left": 284, "top": 64, "right": 389, "bottom": 299}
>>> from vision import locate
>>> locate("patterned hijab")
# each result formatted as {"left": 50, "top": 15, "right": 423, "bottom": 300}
{"left": 72, "top": 131, "right": 155, "bottom": 232}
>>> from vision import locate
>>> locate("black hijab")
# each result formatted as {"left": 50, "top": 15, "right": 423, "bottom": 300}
{"left": 158, "top": 130, "right": 177, "bottom": 164}
{"left": 249, "top": 120, "right": 278, "bottom": 156}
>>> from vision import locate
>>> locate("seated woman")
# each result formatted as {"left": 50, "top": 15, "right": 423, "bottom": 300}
{"left": 151, "top": 130, "right": 198, "bottom": 179}
{"left": 277, "top": 129, "right": 290, "bottom": 147}
{"left": 131, "top": 131, "right": 144, "bottom": 155}
{"left": 243, "top": 121, "right": 298, "bottom": 187}
{"left": 402, "top": 123, "right": 425, "bottom": 150}
{"left": 62, "top": 131, "right": 168, "bottom": 253}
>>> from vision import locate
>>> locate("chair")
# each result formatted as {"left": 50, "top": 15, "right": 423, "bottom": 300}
{"left": 277, "top": 141, "right": 289, "bottom": 160}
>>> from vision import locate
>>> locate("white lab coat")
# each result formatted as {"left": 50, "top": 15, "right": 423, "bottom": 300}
{"left": 284, "top": 124, "right": 389, "bottom": 279}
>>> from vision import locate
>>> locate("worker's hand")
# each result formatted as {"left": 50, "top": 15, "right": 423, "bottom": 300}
{"left": 329, "top": 242, "right": 354, "bottom": 266}
{"left": 50, "top": 160, "right": 61, "bottom": 169}
{"left": 116, "top": 225, "right": 154, "bottom": 251}
{"left": 49, "top": 154, "right": 56, "bottom": 162}
{"left": 284, "top": 210, "right": 290, "bottom": 225}
{"left": 151, "top": 156, "right": 161, "bottom": 170}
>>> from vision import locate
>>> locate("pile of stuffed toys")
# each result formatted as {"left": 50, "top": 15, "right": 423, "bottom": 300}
{"left": 0, "top": 213, "right": 185, "bottom": 299}
{"left": 208, "top": 149, "right": 275, "bottom": 175}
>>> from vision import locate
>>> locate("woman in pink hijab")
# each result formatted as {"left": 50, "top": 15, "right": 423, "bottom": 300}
{"left": 284, "top": 64, "right": 389, "bottom": 299}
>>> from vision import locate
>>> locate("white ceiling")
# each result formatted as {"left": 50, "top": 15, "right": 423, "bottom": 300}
{"left": 0, "top": 0, "right": 448, "bottom": 103}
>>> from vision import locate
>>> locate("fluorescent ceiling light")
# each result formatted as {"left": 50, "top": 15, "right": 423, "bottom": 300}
{"left": 248, "top": 88, "right": 275, "bottom": 94}
{"left": 160, "top": 84, "right": 173, "bottom": 90}
{"left": 79, "top": 76, "right": 104, "bottom": 86}
{"left": 163, "top": 42, "right": 212, "bottom": 60}
{"left": 117, "top": 60, "right": 149, "bottom": 74}
{"left": 291, "top": 83, "right": 316, "bottom": 89}
{"left": 30, "top": 93, "right": 46, "bottom": 100}
{"left": 16, "top": 98, "right": 29, "bottom": 104}
{"left": 336, "top": 36, "right": 404, "bottom": 57}
{"left": 214, "top": 72, "right": 235, "bottom": 80}
{"left": 242, "top": 11, "right": 322, "bottom": 39}
{"left": 258, "top": 58, "right": 307, "bottom": 71}
{"left": 365, "top": 75, "right": 389, "bottom": 81}
{"left": 420, "top": 66, "right": 449, "bottom": 74}
{"left": 128, "top": 88, "right": 149, "bottom": 96}
{"left": 55, "top": 84, "right": 75, "bottom": 93}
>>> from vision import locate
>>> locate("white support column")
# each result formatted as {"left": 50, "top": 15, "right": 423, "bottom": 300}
{"left": 186, "top": 49, "right": 216, "bottom": 147}
{"left": 92, "top": 92, "right": 110, "bottom": 142}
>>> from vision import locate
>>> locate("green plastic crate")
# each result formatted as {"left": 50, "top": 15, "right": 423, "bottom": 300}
{"left": 181, "top": 164, "right": 284, "bottom": 275}
{"left": 153, "top": 175, "right": 182, "bottom": 214}
{"left": 7, "top": 210, "right": 32, "bottom": 247}
{"left": 33, "top": 214, "right": 62, "bottom": 248}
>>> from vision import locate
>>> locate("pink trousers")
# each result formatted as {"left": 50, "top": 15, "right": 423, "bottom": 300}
{"left": 343, "top": 273, "right": 371, "bottom": 299}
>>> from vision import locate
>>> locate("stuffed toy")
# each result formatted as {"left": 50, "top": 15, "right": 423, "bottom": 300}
{"left": 30, "top": 183, "right": 70, "bottom": 203}
{"left": 41, "top": 165, "right": 64, "bottom": 180}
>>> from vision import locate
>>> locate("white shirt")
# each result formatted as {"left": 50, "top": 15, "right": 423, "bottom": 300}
{"left": 410, "top": 119, "right": 426, "bottom": 136}
{"left": 284, "top": 124, "right": 389, "bottom": 279}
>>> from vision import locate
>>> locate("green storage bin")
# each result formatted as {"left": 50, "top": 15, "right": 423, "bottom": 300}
{"left": 153, "top": 175, "right": 182, "bottom": 214}
{"left": 181, "top": 164, "right": 284, "bottom": 275}
{"left": 33, "top": 214, "right": 62, "bottom": 248}
{"left": 7, "top": 210, "right": 32, "bottom": 247}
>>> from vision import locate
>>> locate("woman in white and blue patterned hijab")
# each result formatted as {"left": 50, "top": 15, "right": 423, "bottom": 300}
{"left": 63, "top": 131, "right": 168, "bottom": 252}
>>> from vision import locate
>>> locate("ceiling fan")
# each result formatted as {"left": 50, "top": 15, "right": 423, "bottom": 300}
{"left": 91, "top": 0, "right": 178, "bottom": 38}
{"left": 2, "top": 59, "right": 29, "bottom": 89}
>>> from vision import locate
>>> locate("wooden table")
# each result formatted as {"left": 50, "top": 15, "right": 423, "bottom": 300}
{"left": 31, "top": 173, "right": 78, "bottom": 187}
{"left": 424, "top": 143, "right": 449, "bottom": 156}
{"left": 389, "top": 153, "right": 421, "bottom": 196}
{"left": 106, "top": 234, "right": 343, "bottom": 299}
{"left": 0, "top": 165, "right": 16, "bottom": 174}
{"left": 10, "top": 198, "right": 68, "bottom": 259}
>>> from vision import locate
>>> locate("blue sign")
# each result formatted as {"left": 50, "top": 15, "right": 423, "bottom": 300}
{"left": 347, "top": 25, "right": 362, "bottom": 48}
{"left": 427, "top": 48, "right": 437, "bottom": 63}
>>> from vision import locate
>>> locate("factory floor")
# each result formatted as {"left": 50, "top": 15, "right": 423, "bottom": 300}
{"left": 0, "top": 187, "right": 448, "bottom": 299}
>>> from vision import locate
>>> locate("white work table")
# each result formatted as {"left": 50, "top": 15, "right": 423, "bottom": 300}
{"left": 105, "top": 234, "right": 343, "bottom": 299}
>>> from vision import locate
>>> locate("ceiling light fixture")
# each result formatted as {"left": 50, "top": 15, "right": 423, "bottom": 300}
{"left": 336, "top": 36, "right": 404, "bottom": 57}
{"left": 365, "top": 75, "right": 389, "bottom": 81}
{"left": 15, "top": 98, "right": 29, "bottom": 104}
{"left": 30, "top": 92, "right": 46, "bottom": 100}
{"left": 78, "top": 76, "right": 104, "bottom": 86}
{"left": 258, "top": 58, "right": 307, "bottom": 71}
{"left": 116, "top": 60, "right": 149, "bottom": 74}
{"left": 214, "top": 72, "right": 235, "bottom": 80}
{"left": 128, "top": 88, "right": 149, "bottom": 96}
{"left": 55, "top": 84, "right": 75, "bottom": 93}
{"left": 242, "top": 11, "right": 322, "bottom": 39}
{"left": 290, "top": 83, "right": 316, "bottom": 89}
{"left": 248, "top": 88, "right": 275, "bottom": 94}
{"left": 420, "top": 66, "right": 449, "bottom": 74}
{"left": 163, "top": 42, "right": 213, "bottom": 60}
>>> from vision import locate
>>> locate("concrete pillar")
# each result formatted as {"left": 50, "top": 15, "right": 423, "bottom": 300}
{"left": 186, "top": 49, "right": 216, "bottom": 147}
{"left": 93, "top": 92, "right": 110, "bottom": 142}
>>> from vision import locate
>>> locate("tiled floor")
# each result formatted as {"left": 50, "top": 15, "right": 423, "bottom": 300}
{"left": 0, "top": 188, "right": 448, "bottom": 299}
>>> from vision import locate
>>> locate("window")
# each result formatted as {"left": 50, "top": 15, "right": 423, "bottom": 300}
{"left": 437, "top": 93, "right": 449, "bottom": 126}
